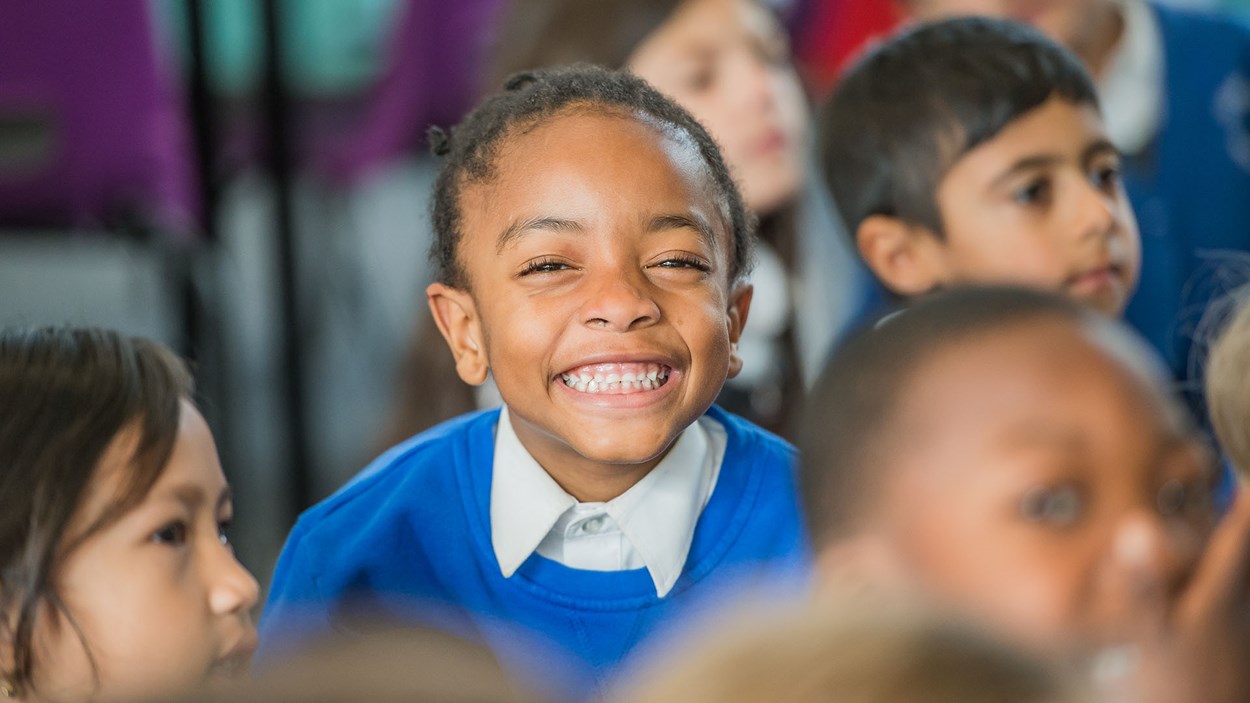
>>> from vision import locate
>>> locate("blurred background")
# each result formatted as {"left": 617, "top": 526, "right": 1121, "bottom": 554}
{"left": 0, "top": 0, "right": 1241, "bottom": 592}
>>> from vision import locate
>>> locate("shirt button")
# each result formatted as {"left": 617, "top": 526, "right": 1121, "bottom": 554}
{"left": 581, "top": 516, "right": 606, "bottom": 534}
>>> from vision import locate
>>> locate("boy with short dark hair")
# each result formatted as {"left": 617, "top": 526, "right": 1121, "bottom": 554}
{"left": 899, "top": 0, "right": 1250, "bottom": 401}
{"left": 819, "top": 17, "right": 1140, "bottom": 317}
{"left": 801, "top": 285, "right": 1250, "bottom": 703}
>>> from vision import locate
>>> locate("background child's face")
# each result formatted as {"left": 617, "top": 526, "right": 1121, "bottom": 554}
{"left": 30, "top": 402, "right": 258, "bottom": 702}
{"left": 926, "top": 97, "right": 1139, "bottom": 316}
{"left": 628, "top": 0, "right": 809, "bottom": 215}
{"left": 851, "top": 320, "right": 1215, "bottom": 653}
{"left": 902, "top": 0, "right": 1109, "bottom": 59}
{"left": 438, "top": 110, "right": 748, "bottom": 486}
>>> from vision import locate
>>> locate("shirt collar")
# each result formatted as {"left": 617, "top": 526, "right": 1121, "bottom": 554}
{"left": 1099, "top": 0, "right": 1164, "bottom": 155}
{"left": 489, "top": 406, "right": 720, "bottom": 597}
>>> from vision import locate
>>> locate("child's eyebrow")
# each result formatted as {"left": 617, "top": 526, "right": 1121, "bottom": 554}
{"left": 1080, "top": 139, "right": 1120, "bottom": 165}
{"left": 989, "top": 138, "right": 1121, "bottom": 190}
{"left": 647, "top": 213, "right": 716, "bottom": 252}
{"left": 496, "top": 217, "right": 583, "bottom": 253}
{"left": 495, "top": 213, "right": 717, "bottom": 253}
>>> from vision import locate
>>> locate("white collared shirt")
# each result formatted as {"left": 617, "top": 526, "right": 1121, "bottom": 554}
{"left": 489, "top": 406, "right": 726, "bottom": 598}
{"left": 1100, "top": 0, "right": 1165, "bottom": 156}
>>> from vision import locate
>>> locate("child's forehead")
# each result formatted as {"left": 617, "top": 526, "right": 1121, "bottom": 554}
{"left": 940, "top": 97, "right": 1105, "bottom": 180}
{"left": 461, "top": 107, "right": 735, "bottom": 241}
{"left": 899, "top": 320, "right": 1169, "bottom": 440}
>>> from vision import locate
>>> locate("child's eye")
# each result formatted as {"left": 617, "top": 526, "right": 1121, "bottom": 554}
{"left": 1019, "top": 485, "right": 1084, "bottom": 527}
{"left": 518, "top": 258, "right": 573, "bottom": 277}
{"left": 218, "top": 519, "right": 234, "bottom": 547}
{"left": 1156, "top": 478, "right": 1215, "bottom": 520}
{"left": 653, "top": 255, "right": 712, "bottom": 272}
{"left": 152, "top": 521, "right": 189, "bottom": 546}
{"left": 1012, "top": 178, "right": 1052, "bottom": 205}
{"left": 683, "top": 66, "right": 715, "bottom": 93}
{"left": 1090, "top": 163, "right": 1122, "bottom": 191}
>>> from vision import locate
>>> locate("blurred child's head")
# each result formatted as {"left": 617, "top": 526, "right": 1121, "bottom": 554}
{"left": 614, "top": 601, "right": 1084, "bottom": 703}
{"left": 0, "top": 327, "right": 258, "bottom": 702}
{"left": 426, "top": 65, "right": 752, "bottom": 495}
{"left": 801, "top": 287, "right": 1215, "bottom": 656}
{"left": 818, "top": 17, "right": 1139, "bottom": 316}
{"left": 898, "top": 0, "right": 1121, "bottom": 70}
{"left": 1207, "top": 287, "right": 1250, "bottom": 475}
{"left": 165, "top": 627, "right": 543, "bottom": 703}
{"left": 492, "top": 0, "right": 809, "bottom": 215}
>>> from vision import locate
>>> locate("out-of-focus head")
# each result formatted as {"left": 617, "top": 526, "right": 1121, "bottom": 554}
{"left": 819, "top": 17, "right": 1138, "bottom": 315}
{"left": 614, "top": 601, "right": 1085, "bottom": 703}
{"left": 898, "top": 0, "right": 1120, "bottom": 66}
{"left": 163, "top": 627, "right": 544, "bottom": 703}
{"left": 800, "top": 287, "right": 1216, "bottom": 655}
{"left": 491, "top": 0, "right": 809, "bottom": 215}
{"left": 1207, "top": 286, "right": 1250, "bottom": 475}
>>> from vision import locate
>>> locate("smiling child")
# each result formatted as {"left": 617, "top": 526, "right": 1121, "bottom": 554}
{"left": 258, "top": 65, "right": 807, "bottom": 699}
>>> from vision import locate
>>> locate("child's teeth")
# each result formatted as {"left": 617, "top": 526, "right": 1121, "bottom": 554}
{"left": 559, "top": 364, "right": 671, "bottom": 395}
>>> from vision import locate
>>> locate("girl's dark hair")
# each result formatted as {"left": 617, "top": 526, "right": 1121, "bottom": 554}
{"left": 818, "top": 16, "right": 1099, "bottom": 239}
{"left": 0, "top": 327, "right": 193, "bottom": 695}
{"left": 429, "top": 63, "right": 754, "bottom": 290}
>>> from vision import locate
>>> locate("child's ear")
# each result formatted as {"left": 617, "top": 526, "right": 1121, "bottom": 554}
{"left": 856, "top": 215, "right": 947, "bottom": 298}
{"left": 813, "top": 534, "right": 909, "bottom": 602}
{"left": 426, "top": 283, "right": 489, "bottom": 386}
{"left": 726, "top": 282, "right": 753, "bottom": 379}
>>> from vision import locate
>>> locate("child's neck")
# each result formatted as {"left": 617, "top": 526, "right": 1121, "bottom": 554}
{"left": 506, "top": 412, "right": 671, "bottom": 503}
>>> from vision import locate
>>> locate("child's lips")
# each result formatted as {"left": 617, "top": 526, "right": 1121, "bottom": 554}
{"left": 1067, "top": 264, "right": 1123, "bottom": 294}
{"left": 209, "top": 633, "right": 258, "bottom": 680}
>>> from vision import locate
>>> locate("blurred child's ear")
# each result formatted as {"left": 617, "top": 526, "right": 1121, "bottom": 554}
{"left": 856, "top": 215, "right": 947, "bottom": 298}
{"left": 427, "top": 283, "right": 490, "bottom": 386}
{"left": 814, "top": 534, "right": 911, "bottom": 603}
{"left": 726, "top": 283, "right": 753, "bottom": 379}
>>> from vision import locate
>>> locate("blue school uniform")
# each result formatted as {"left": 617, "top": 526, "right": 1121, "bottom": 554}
{"left": 1122, "top": 3, "right": 1250, "bottom": 397}
{"left": 258, "top": 405, "right": 808, "bottom": 700}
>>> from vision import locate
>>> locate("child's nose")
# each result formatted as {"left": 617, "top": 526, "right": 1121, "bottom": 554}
{"left": 1110, "top": 510, "right": 1201, "bottom": 603}
{"left": 580, "top": 274, "right": 661, "bottom": 332}
{"left": 1073, "top": 178, "right": 1120, "bottom": 242}
{"left": 207, "top": 543, "right": 261, "bottom": 616}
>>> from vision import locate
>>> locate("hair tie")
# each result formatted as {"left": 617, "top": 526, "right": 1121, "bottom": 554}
{"left": 427, "top": 126, "right": 452, "bottom": 157}
{"left": 504, "top": 71, "right": 538, "bottom": 92}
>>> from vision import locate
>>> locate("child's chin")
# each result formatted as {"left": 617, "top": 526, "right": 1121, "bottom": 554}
{"left": 565, "top": 430, "right": 677, "bottom": 468}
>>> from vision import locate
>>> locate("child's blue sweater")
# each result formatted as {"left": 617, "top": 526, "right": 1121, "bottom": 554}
{"left": 258, "top": 405, "right": 809, "bottom": 699}
{"left": 1123, "top": 3, "right": 1250, "bottom": 394}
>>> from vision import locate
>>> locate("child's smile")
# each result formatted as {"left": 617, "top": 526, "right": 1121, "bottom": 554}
{"left": 428, "top": 108, "right": 750, "bottom": 501}
{"left": 558, "top": 361, "right": 674, "bottom": 396}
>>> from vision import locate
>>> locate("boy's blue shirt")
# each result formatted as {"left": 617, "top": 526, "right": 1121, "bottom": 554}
{"left": 258, "top": 405, "right": 809, "bottom": 700}
{"left": 1123, "top": 3, "right": 1250, "bottom": 394}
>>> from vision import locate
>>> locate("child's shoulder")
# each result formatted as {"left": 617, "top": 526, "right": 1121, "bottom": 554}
{"left": 290, "top": 408, "right": 501, "bottom": 538}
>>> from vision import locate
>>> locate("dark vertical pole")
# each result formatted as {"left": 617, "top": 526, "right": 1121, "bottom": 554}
{"left": 260, "top": 0, "right": 314, "bottom": 517}
{"left": 185, "top": 0, "right": 218, "bottom": 248}
{"left": 183, "top": 0, "right": 227, "bottom": 427}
